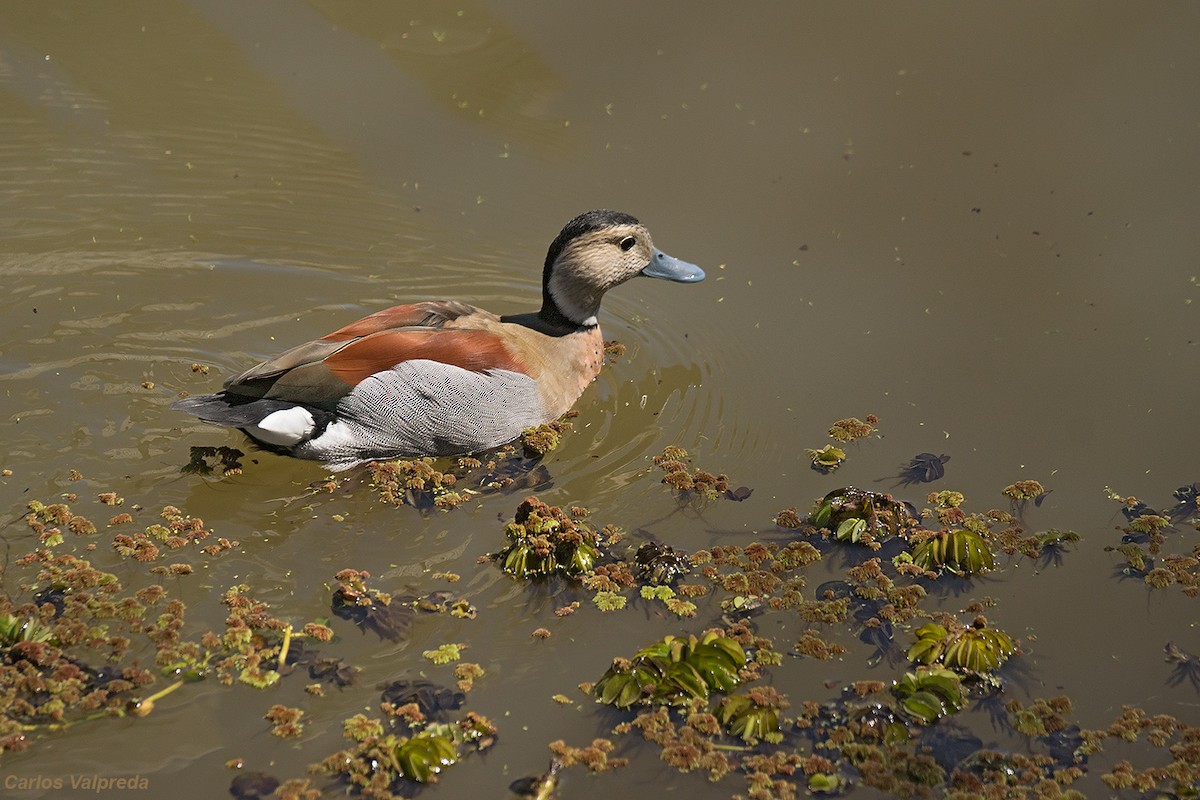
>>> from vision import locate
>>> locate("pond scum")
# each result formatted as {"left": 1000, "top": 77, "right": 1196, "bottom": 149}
{"left": 1, "top": 425, "right": 1199, "bottom": 799}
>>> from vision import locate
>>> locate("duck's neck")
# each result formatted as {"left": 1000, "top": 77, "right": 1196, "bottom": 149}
{"left": 502, "top": 309, "right": 594, "bottom": 337}
{"left": 538, "top": 302, "right": 595, "bottom": 331}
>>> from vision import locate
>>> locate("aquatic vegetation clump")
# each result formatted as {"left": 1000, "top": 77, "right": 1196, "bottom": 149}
{"left": 634, "top": 541, "right": 691, "bottom": 586}
{"left": 1004, "top": 478, "right": 1050, "bottom": 515}
{"left": 0, "top": 550, "right": 234, "bottom": 748}
{"left": 1004, "top": 695, "right": 1073, "bottom": 738}
{"left": 806, "top": 444, "right": 847, "bottom": 474}
{"left": 653, "top": 446, "right": 748, "bottom": 502}
{"left": 1105, "top": 485, "right": 1200, "bottom": 596}
{"left": 548, "top": 739, "right": 628, "bottom": 774}
{"left": 1003, "top": 479, "right": 1046, "bottom": 501}
{"left": 715, "top": 686, "right": 788, "bottom": 744}
{"left": 495, "top": 497, "right": 621, "bottom": 579}
{"left": 911, "top": 528, "right": 996, "bottom": 576}
{"left": 520, "top": 415, "right": 575, "bottom": 458}
{"left": 773, "top": 507, "right": 806, "bottom": 529}
{"left": 1071, "top": 706, "right": 1200, "bottom": 795}
{"left": 908, "top": 616, "right": 1017, "bottom": 674}
{"left": 368, "top": 457, "right": 468, "bottom": 509}
{"left": 264, "top": 704, "right": 304, "bottom": 739}
{"left": 808, "top": 487, "right": 919, "bottom": 548}
{"left": 891, "top": 667, "right": 964, "bottom": 725}
{"left": 593, "top": 631, "right": 748, "bottom": 709}
{"left": 0, "top": 614, "right": 55, "bottom": 647}
{"left": 828, "top": 414, "right": 879, "bottom": 443}
{"left": 311, "top": 698, "right": 496, "bottom": 790}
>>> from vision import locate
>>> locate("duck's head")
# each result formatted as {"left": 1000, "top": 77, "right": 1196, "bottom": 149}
{"left": 540, "top": 209, "right": 705, "bottom": 328}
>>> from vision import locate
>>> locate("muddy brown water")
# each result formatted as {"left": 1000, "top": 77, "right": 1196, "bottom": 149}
{"left": 2, "top": 3, "right": 1198, "bottom": 798}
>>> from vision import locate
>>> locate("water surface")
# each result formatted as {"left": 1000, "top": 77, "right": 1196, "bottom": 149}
{"left": 1, "top": 3, "right": 1197, "bottom": 798}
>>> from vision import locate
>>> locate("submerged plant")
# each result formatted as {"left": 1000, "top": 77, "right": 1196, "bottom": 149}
{"left": 593, "top": 631, "right": 747, "bottom": 709}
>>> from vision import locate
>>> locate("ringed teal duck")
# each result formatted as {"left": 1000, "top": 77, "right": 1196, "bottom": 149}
{"left": 172, "top": 210, "right": 705, "bottom": 470}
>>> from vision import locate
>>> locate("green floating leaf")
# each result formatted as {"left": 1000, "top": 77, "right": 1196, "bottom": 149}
{"left": 908, "top": 618, "right": 1015, "bottom": 674}
{"left": 391, "top": 731, "right": 458, "bottom": 783}
{"left": 0, "top": 614, "right": 57, "bottom": 646}
{"left": 495, "top": 498, "right": 616, "bottom": 579}
{"left": 716, "top": 693, "right": 782, "bottom": 744}
{"left": 808, "top": 772, "right": 847, "bottom": 794}
{"left": 807, "top": 487, "right": 917, "bottom": 545}
{"left": 893, "top": 668, "right": 963, "bottom": 725}
{"left": 592, "top": 591, "right": 627, "bottom": 612}
{"left": 593, "top": 632, "right": 748, "bottom": 709}
{"left": 912, "top": 529, "right": 995, "bottom": 576}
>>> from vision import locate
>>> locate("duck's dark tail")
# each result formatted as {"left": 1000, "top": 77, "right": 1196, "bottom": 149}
{"left": 171, "top": 392, "right": 311, "bottom": 429}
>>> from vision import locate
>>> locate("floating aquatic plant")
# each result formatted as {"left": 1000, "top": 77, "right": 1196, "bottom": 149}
{"left": 653, "top": 446, "right": 748, "bottom": 502}
{"left": 1164, "top": 641, "right": 1200, "bottom": 691}
{"left": 593, "top": 632, "right": 747, "bottom": 709}
{"left": 715, "top": 686, "right": 787, "bottom": 744}
{"left": 388, "top": 730, "right": 458, "bottom": 782}
{"left": 907, "top": 617, "right": 1016, "bottom": 674}
{"left": 520, "top": 415, "right": 574, "bottom": 458}
{"left": 1103, "top": 488, "right": 1200, "bottom": 595}
{"left": 509, "top": 760, "right": 567, "bottom": 797}
{"left": 1003, "top": 479, "right": 1046, "bottom": 502}
{"left": 892, "top": 668, "right": 964, "bottom": 725}
{"left": 314, "top": 706, "right": 495, "bottom": 789}
{"left": 0, "top": 614, "right": 56, "bottom": 647}
{"left": 828, "top": 415, "right": 879, "bottom": 443}
{"left": 808, "top": 487, "right": 919, "bottom": 547}
{"left": 1033, "top": 528, "right": 1081, "bottom": 567}
{"left": 911, "top": 529, "right": 996, "bottom": 576}
{"left": 368, "top": 457, "right": 468, "bottom": 509}
{"left": 1003, "top": 478, "right": 1049, "bottom": 514}
{"left": 807, "top": 444, "right": 847, "bottom": 474}
{"left": 495, "top": 497, "right": 620, "bottom": 580}
{"left": 634, "top": 541, "right": 691, "bottom": 586}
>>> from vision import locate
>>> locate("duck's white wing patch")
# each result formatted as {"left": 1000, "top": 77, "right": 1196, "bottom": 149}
{"left": 246, "top": 406, "right": 316, "bottom": 447}
{"left": 299, "top": 359, "right": 548, "bottom": 469}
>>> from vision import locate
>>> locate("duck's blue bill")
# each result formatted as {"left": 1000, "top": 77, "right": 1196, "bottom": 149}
{"left": 641, "top": 247, "right": 706, "bottom": 282}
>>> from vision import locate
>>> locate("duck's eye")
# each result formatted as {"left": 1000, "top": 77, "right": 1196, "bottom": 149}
{"left": 619, "top": 236, "right": 637, "bottom": 252}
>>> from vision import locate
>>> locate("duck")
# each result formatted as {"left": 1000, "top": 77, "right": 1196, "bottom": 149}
{"left": 171, "top": 209, "right": 705, "bottom": 470}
